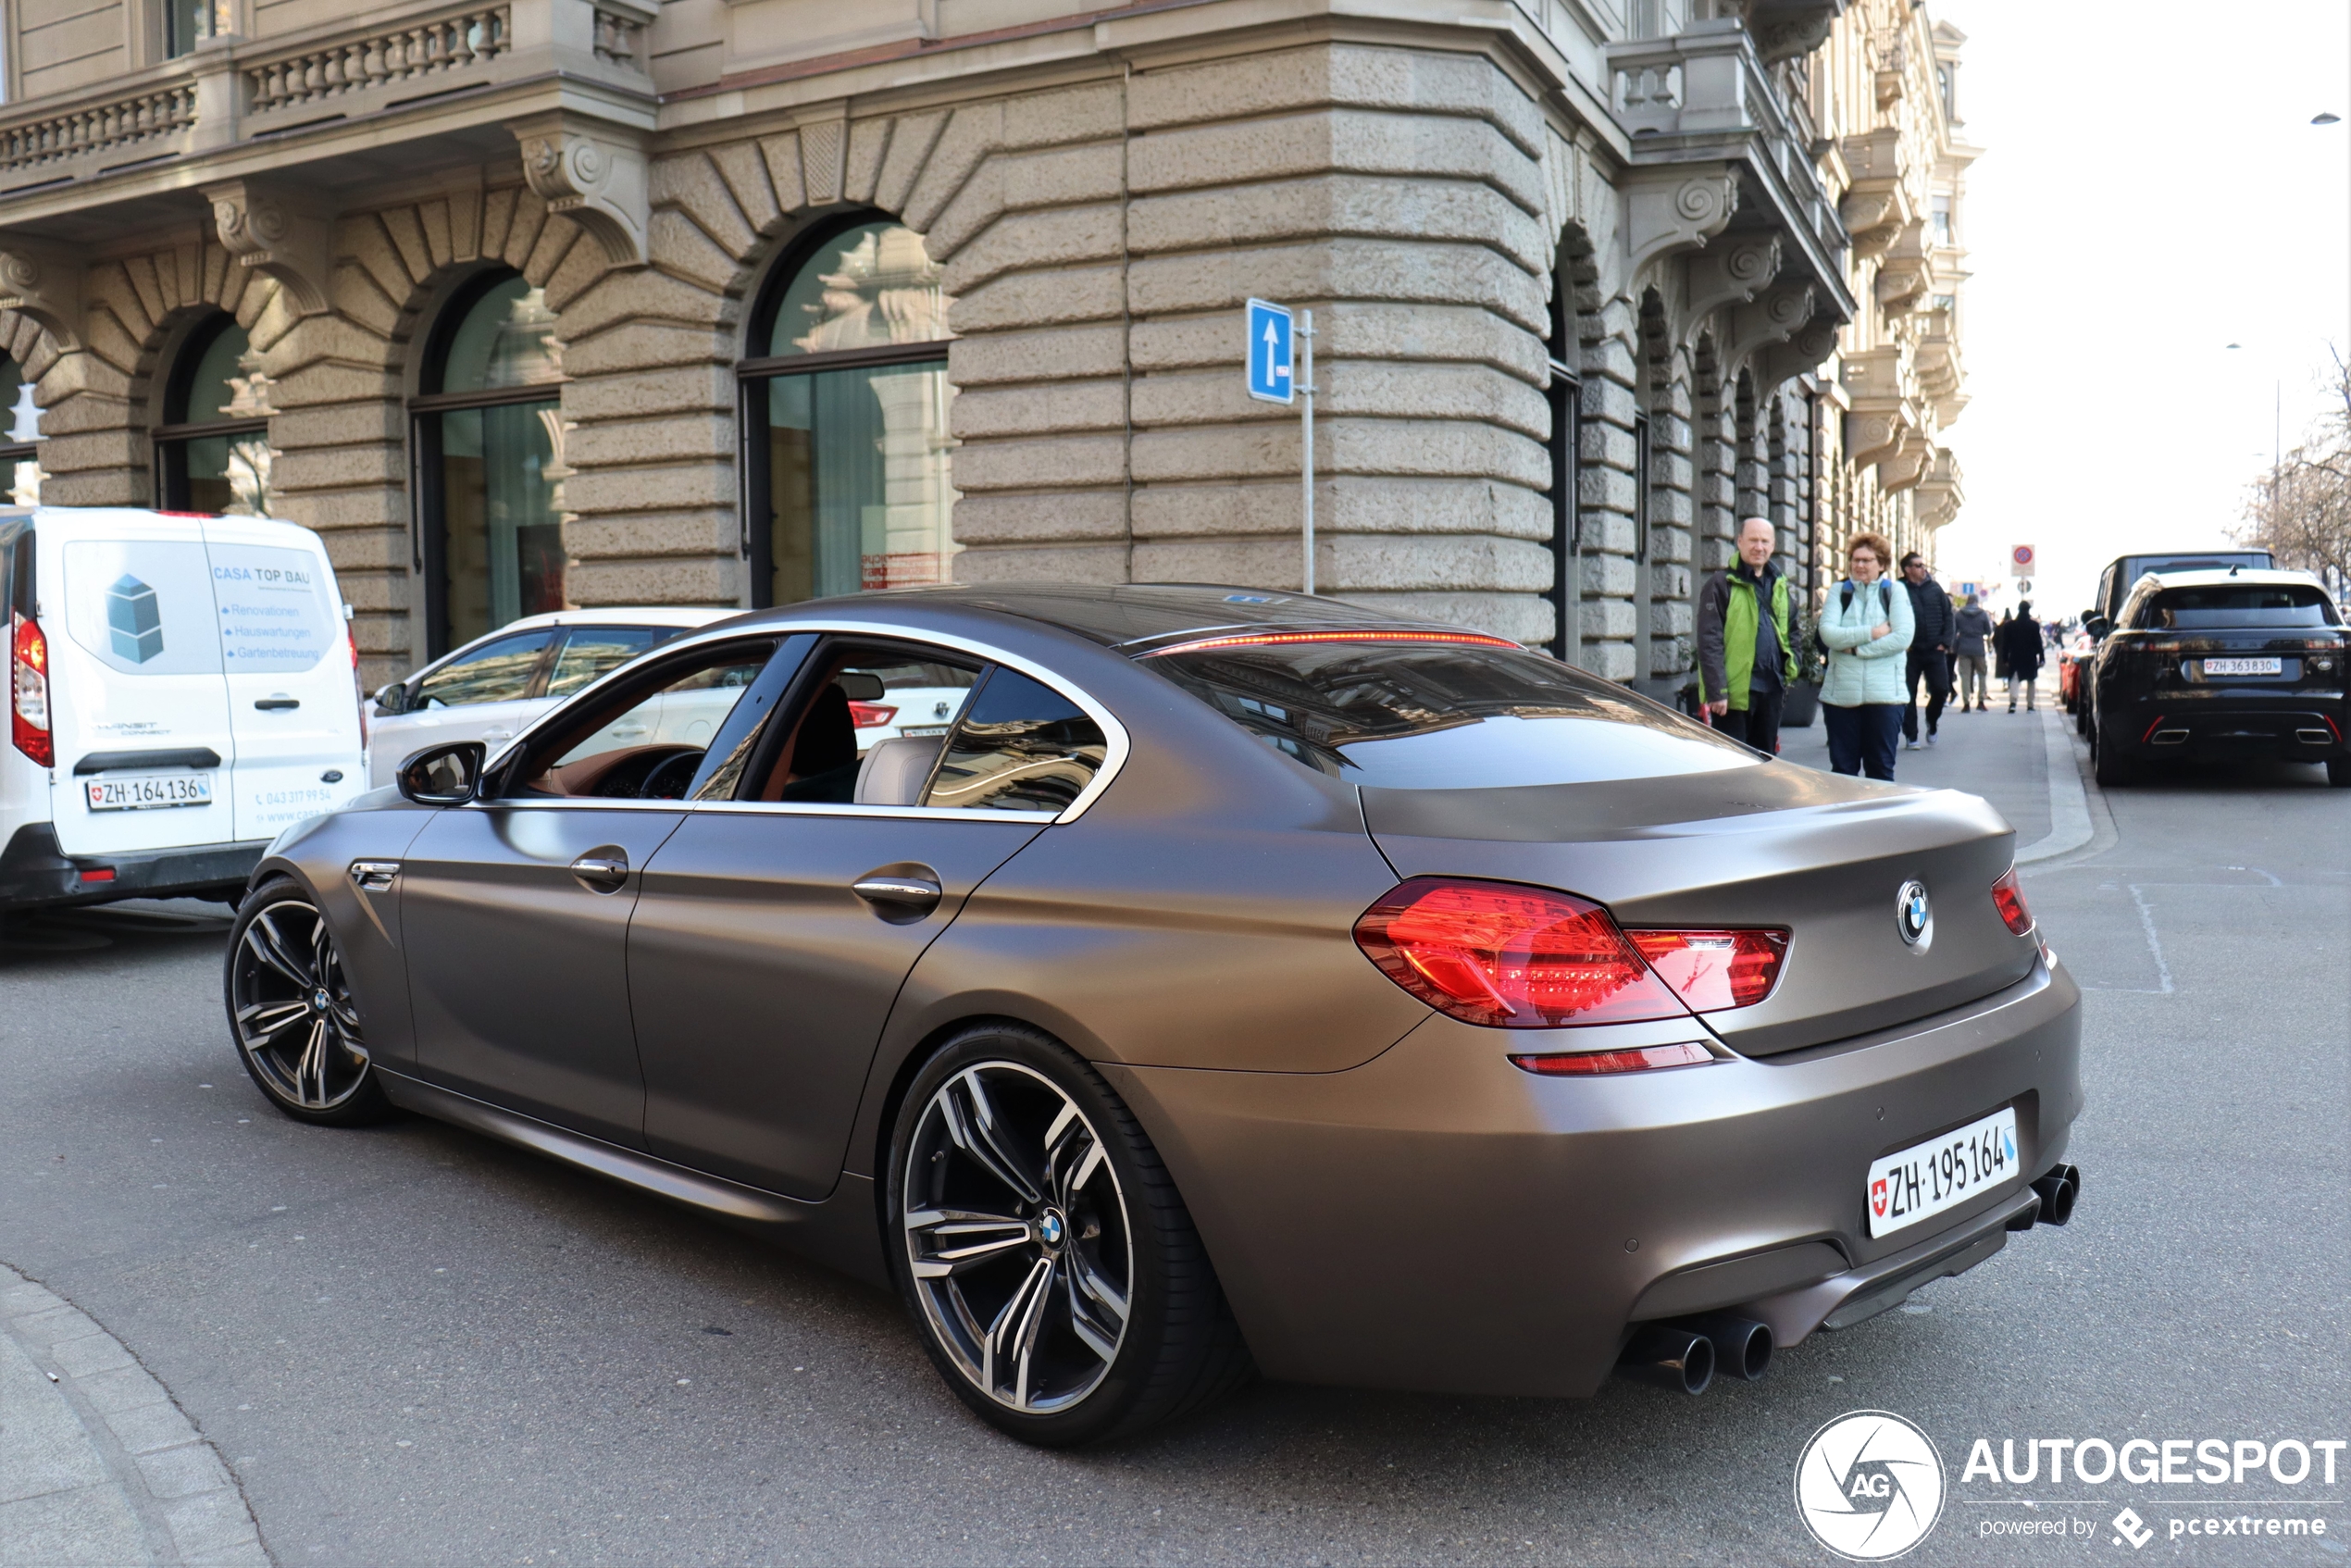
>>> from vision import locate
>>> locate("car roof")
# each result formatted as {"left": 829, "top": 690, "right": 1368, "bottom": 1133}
{"left": 2137, "top": 567, "right": 2324, "bottom": 591}
{"left": 840, "top": 581, "right": 1473, "bottom": 651}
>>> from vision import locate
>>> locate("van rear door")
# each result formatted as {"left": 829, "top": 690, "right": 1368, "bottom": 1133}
{"left": 202, "top": 516, "right": 365, "bottom": 841}
{"left": 43, "top": 510, "right": 240, "bottom": 855}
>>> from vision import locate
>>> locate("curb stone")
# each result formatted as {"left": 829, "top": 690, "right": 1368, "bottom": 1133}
{"left": 0, "top": 1263, "right": 267, "bottom": 1568}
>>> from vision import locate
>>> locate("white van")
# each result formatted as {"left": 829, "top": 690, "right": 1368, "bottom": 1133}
{"left": 1, "top": 506, "right": 365, "bottom": 913}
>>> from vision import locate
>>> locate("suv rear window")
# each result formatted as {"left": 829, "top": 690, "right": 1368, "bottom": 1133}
{"left": 2136, "top": 585, "right": 2339, "bottom": 628}
{"left": 1144, "top": 636, "right": 1758, "bottom": 789}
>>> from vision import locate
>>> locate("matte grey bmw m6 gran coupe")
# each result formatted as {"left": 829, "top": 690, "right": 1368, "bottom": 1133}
{"left": 224, "top": 584, "right": 2084, "bottom": 1445}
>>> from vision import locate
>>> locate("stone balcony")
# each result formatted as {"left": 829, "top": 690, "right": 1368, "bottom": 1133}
{"left": 0, "top": 0, "right": 654, "bottom": 244}
{"left": 1914, "top": 446, "right": 1962, "bottom": 530}
{"left": 1606, "top": 19, "right": 1857, "bottom": 332}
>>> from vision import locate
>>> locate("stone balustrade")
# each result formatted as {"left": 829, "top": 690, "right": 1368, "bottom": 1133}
{"left": 0, "top": 78, "right": 199, "bottom": 191}
{"left": 243, "top": 5, "right": 513, "bottom": 120}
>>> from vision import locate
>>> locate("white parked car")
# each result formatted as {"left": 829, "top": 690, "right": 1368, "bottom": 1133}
{"left": 366, "top": 608, "right": 733, "bottom": 788}
{"left": 1, "top": 505, "right": 365, "bottom": 912}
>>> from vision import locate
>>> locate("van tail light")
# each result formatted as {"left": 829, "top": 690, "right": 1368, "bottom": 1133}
{"left": 1623, "top": 928, "right": 1790, "bottom": 1011}
{"left": 11, "top": 612, "right": 52, "bottom": 767}
{"left": 1990, "top": 866, "right": 2034, "bottom": 936}
{"left": 1352, "top": 877, "right": 1692, "bottom": 1028}
{"left": 848, "top": 701, "right": 898, "bottom": 728}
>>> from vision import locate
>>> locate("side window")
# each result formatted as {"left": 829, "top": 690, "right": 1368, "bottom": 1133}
{"left": 752, "top": 644, "right": 981, "bottom": 805}
{"left": 544, "top": 626, "right": 670, "bottom": 697}
{"left": 415, "top": 630, "right": 554, "bottom": 707}
{"left": 926, "top": 667, "right": 1107, "bottom": 815}
{"left": 506, "top": 639, "right": 779, "bottom": 801}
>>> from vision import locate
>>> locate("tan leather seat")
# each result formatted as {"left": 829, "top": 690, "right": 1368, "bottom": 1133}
{"left": 853, "top": 735, "right": 947, "bottom": 806}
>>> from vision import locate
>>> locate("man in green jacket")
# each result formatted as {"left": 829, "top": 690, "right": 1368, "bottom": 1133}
{"left": 1696, "top": 516, "right": 1801, "bottom": 753}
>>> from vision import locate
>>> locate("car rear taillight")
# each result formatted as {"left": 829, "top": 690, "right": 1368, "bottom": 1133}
{"left": 1508, "top": 1041, "right": 1715, "bottom": 1076}
{"left": 11, "top": 612, "right": 51, "bottom": 767}
{"left": 1352, "top": 877, "right": 1692, "bottom": 1028}
{"left": 849, "top": 701, "right": 899, "bottom": 728}
{"left": 1623, "top": 928, "right": 1790, "bottom": 1011}
{"left": 1990, "top": 867, "right": 2034, "bottom": 936}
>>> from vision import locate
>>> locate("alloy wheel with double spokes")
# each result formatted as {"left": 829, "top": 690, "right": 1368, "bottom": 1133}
{"left": 902, "top": 1061, "right": 1134, "bottom": 1416}
{"left": 227, "top": 884, "right": 388, "bottom": 1124}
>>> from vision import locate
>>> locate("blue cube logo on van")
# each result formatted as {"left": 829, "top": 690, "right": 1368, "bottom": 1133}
{"left": 105, "top": 575, "right": 163, "bottom": 664}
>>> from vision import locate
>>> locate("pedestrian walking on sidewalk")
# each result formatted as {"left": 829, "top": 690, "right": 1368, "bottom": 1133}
{"left": 1999, "top": 600, "right": 2046, "bottom": 711}
{"left": 1696, "top": 516, "right": 1800, "bottom": 756}
{"left": 1817, "top": 531, "right": 1914, "bottom": 780}
{"left": 1898, "top": 552, "right": 1954, "bottom": 749}
{"left": 1953, "top": 594, "right": 1993, "bottom": 711}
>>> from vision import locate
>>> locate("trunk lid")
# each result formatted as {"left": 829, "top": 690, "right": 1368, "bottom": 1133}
{"left": 1362, "top": 765, "right": 2036, "bottom": 1056}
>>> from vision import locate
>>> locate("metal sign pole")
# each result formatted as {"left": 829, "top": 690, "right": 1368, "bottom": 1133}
{"left": 1300, "top": 308, "right": 1315, "bottom": 596}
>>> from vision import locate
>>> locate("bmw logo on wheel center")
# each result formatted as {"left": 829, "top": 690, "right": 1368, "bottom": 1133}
{"left": 1896, "top": 879, "right": 1934, "bottom": 952}
{"left": 1796, "top": 1410, "right": 1947, "bottom": 1560}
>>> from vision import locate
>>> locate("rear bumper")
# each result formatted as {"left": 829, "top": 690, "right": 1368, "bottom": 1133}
{"left": 1103, "top": 956, "right": 2083, "bottom": 1400}
{"left": 0, "top": 822, "right": 266, "bottom": 911}
{"left": 2108, "top": 698, "right": 2346, "bottom": 760}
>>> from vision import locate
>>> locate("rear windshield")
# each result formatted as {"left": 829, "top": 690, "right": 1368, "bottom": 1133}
{"left": 2136, "top": 585, "right": 2339, "bottom": 628}
{"left": 1145, "top": 638, "right": 1759, "bottom": 789}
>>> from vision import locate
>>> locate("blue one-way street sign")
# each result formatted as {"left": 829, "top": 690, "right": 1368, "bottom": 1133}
{"left": 1246, "top": 298, "right": 1294, "bottom": 404}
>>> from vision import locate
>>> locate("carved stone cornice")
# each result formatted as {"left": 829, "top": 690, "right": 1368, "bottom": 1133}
{"left": 1873, "top": 221, "right": 1934, "bottom": 317}
{"left": 0, "top": 238, "right": 81, "bottom": 349}
{"left": 509, "top": 110, "right": 650, "bottom": 269}
{"left": 1877, "top": 426, "right": 1935, "bottom": 492}
{"left": 1728, "top": 279, "right": 1816, "bottom": 370}
{"left": 1755, "top": 314, "right": 1841, "bottom": 388}
{"left": 1745, "top": 0, "right": 1847, "bottom": 65}
{"left": 1625, "top": 167, "right": 1739, "bottom": 281}
{"left": 1835, "top": 128, "right": 1909, "bottom": 258}
{"left": 204, "top": 178, "right": 334, "bottom": 317}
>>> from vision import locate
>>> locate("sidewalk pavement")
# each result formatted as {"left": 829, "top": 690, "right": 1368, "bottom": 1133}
{"left": 0, "top": 1264, "right": 265, "bottom": 1567}
{"left": 1776, "top": 675, "right": 2098, "bottom": 865}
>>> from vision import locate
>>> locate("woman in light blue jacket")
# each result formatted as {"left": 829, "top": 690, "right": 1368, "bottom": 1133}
{"left": 1816, "top": 530, "right": 1913, "bottom": 779}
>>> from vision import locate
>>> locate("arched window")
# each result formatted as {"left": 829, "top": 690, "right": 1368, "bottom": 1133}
{"left": 1544, "top": 285, "right": 1580, "bottom": 662}
{"left": 155, "top": 316, "right": 272, "bottom": 515}
{"left": 0, "top": 359, "right": 38, "bottom": 504}
{"left": 739, "top": 217, "right": 959, "bottom": 608}
{"left": 411, "top": 271, "right": 565, "bottom": 656}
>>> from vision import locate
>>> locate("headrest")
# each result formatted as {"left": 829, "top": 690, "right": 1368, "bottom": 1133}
{"left": 854, "top": 735, "right": 947, "bottom": 807}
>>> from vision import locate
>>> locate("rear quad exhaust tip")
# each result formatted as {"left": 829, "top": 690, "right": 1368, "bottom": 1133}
{"left": 2032, "top": 1164, "right": 2081, "bottom": 1227}
{"left": 1617, "top": 1325, "right": 1715, "bottom": 1396}
{"left": 1678, "top": 1313, "right": 1773, "bottom": 1381}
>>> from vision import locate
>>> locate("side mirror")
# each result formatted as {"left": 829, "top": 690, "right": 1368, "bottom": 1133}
{"left": 372, "top": 680, "right": 412, "bottom": 716}
{"left": 2084, "top": 614, "right": 2111, "bottom": 640}
{"left": 397, "top": 740, "right": 486, "bottom": 806}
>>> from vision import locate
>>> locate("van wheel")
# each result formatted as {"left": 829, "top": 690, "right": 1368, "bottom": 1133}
{"left": 886, "top": 1024, "right": 1252, "bottom": 1446}
{"left": 224, "top": 879, "right": 392, "bottom": 1126}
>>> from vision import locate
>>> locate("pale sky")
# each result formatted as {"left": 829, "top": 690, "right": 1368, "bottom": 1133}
{"left": 1931, "top": 1, "right": 2351, "bottom": 617}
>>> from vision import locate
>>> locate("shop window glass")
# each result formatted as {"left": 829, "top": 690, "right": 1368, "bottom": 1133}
{"left": 156, "top": 317, "right": 274, "bottom": 516}
{"left": 741, "top": 219, "right": 959, "bottom": 608}
{"left": 413, "top": 273, "right": 567, "bottom": 656}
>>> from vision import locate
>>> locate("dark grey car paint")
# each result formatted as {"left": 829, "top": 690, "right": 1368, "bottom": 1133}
{"left": 243, "top": 587, "right": 2084, "bottom": 1401}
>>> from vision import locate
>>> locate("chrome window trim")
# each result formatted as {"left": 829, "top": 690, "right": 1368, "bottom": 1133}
{"left": 690, "top": 800, "right": 1057, "bottom": 825}
{"left": 479, "top": 617, "right": 1131, "bottom": 826}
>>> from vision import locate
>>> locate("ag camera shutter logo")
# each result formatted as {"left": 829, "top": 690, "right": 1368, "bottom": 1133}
{"left": 1795, "top": 1411, "right": 1946, "bottom": 1560}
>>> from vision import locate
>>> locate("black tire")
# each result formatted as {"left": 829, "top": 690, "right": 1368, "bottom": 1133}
{"left": 223, "top": 877, "right": 393, "bottom": 1126}
{"left": 2328, "top": 756, "right": 2351, "bottom": 788}
{"left": 885, "top": 1023, "right": 1251, "bottom": 1446}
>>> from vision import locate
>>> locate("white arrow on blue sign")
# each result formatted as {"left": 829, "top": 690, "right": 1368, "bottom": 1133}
{"left": 1245, "top": 298, "right": 1294, "bottom": 404}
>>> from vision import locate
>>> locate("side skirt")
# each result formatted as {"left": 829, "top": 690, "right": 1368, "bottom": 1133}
{"left": 376, "top": 1068, "right": 889, "bottom": 1288}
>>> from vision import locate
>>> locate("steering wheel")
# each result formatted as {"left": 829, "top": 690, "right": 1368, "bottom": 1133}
{"left": 638, "top": 748, "right": 704, "bottom": 800}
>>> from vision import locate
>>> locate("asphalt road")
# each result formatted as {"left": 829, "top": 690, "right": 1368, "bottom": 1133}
{"left": 2, "top": 735, "right": 2345, "bottom": 1567}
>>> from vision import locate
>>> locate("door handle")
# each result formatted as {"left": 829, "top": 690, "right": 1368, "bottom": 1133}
{"left": 570, "top": 851, "right": 630, "bottom": 893}
{"left": 254, "top": 697, "right": 300, "bottom": 711}
{"left": 853, "top": 870, "right": 942, "bottom": 915}
{"left": 482, "top": 728, "right": 514, "bottom": 741}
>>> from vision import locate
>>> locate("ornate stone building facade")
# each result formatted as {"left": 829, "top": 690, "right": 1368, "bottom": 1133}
{"left": 0, "top": 0, "right": 1970, "bottom": 694}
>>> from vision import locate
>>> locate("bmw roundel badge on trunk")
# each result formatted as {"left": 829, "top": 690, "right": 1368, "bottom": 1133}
{"left": 1896, "top": 880, "right": 1934, "bottom": 952}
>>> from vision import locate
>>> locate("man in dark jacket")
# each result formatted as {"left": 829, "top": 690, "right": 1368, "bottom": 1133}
{"left": 1999, "top": 601, "right": 2046, "bottom": 711}
{"left": 1696, "top": 516, "right": 1800, "bottom": 754}
{"left": 1951, "top": 594, "right": 1994, "bottom": 711}
{"left": 1898, "top": 552, "right": 1955, "bottom": 748}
